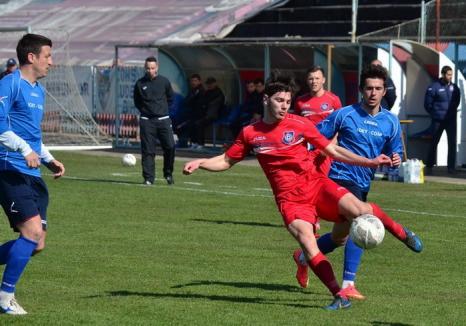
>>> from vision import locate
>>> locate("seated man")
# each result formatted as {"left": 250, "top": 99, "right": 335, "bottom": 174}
{"left": 191, "top": 77, "right": 225, "bottom": 149}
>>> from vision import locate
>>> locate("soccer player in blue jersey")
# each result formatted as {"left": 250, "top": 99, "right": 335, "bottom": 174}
{"left": 0, "top": 33, "right": 65, "bottom": 315}
{"left": 293, "top": 65, "right": 410, "bottom": 302}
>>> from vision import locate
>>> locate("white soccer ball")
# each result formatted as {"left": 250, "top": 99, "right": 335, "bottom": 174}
{"left": 122, "top": 153, "right": 137, "bottom": 167}
{"left": 349, "top": 214, "right": 385, "bottom": 249}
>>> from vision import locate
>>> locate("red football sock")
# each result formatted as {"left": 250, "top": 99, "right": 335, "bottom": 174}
{"left": 308, "top": 252, "right": 340, "bottom": 296}
{"left": 370, "top": 203, "right": 406, "bottom": 241}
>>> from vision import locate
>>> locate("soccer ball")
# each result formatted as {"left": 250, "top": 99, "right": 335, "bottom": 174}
{"left": 122, "top": 153, "right": 137, "bottom": 167}
{"left": 349, "top": 214, "right": 385, "bottom": 249}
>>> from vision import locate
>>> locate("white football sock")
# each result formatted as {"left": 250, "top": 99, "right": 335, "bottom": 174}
{"left": 341, "top": 280, "right": 354, "bottom": 289}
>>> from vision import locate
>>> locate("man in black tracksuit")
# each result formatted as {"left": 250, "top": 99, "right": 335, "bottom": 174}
{"left": 133, "top": 56, "right": 175, "bottom": 185}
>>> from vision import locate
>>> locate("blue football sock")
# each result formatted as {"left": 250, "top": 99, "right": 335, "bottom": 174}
{"left": 317, "top": 233, "right": 339, "bottom": 254}
{"left": 1, "top": 236, "right": 38, "bottom": 293}
{"left": 0, "top": 241, "right": 15, "bottom": 265}
{"left": 343, "top": 238, "right": 364, "bottom": 282}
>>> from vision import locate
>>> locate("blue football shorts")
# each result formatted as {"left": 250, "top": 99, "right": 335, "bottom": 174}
{"left": 0, "top": 170, "right": 49, "bottom": 231}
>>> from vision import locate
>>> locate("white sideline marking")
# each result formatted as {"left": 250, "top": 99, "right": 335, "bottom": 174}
{"left": 253, "top": 188, "right": 272, "bottom": 192}
{"left": 175, "top": 186, "right": 272, "bottom": 198}
{"left": 384, "top": 208, "right": 466, "bottom": 219}
{"left": 218, "top": 185, "right": 237, "bottom": 189}
{"left": 184, "top": 182, "right": 203, "bottom": 186}
{"left": 52, "top": 174, "right": 466, "bottom": 219}
{"left": 111, "top": 172, "right": 140, "bottom": 177}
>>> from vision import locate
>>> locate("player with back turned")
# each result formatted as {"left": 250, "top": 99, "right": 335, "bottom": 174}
{"left": 183, "top": 72, "right": 423, "bottom": 310}
{"left": 0, "top": 33, "right": 65, "bottom": 315}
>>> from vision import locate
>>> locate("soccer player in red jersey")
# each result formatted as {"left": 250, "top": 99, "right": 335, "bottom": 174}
{"left": 183, "top": 73, "right": 423, "bottom": 310}
{"left": 294, "top": 66, "right": 342, "bottom": 125}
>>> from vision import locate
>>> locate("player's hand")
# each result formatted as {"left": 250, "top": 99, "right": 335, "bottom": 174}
{"left": 391, "top": 152, "right": 401, "bottom": 167}
{"left": 25, "top": 151, "right": 41, "bottom": 168}
{"left": 371, "top": 154, "right": 392, "bottom": 167}
{"left": 46, "top": 159, "right": 65, "bottom": 179}
{"left": 183, "top": 160, "right": 201, "bottom": 175}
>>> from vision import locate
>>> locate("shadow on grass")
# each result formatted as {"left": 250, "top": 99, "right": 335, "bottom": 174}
{"left": 64, "top": 176, "right": 142, "bottom": 185}
{"left": 171, "top": 280, "right": 305, "bottom": 293}
{"left": 87, "top": 290, "right": 323, "bottom": 309}
{"left": 191, "top": 218, "right": 283, "bottom": 228}
{"left": 371, "top": 322, "right": 415, "bottom": 326}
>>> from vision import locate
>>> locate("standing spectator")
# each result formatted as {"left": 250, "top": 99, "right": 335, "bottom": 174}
{"left": 191, "top": 77, "right": 225, "bottom": 149}
{"left": 371, "top": 59, "right": 397, "bottom": 110}
{"left": 133, "top": 56, "right": 175, "bottom": 185}
{"left": 424, "top": 65, "right": 461, "bottom": 174}
{"left": 175, "top": 74, "right": 204, "bottom": 147}
{"left": 0, "top": 58, "right": 18, "bottom": 80}
{"left": 294, "top": 66, "right": 342, "bottom": 125}
{"left": 0, "top": 33, "right": 65, "bottom": 315}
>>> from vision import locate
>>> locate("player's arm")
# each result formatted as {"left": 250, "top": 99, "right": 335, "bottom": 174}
{"left": 323, "top": 143, "right": 392, "bottom": 168}
{"left": 424, "top": 84, "right": 435, "bottom": 115}
{"left": 166, "top": 79, "right": 174, "bottom": 107}
{"left": 133, "top": 82, "right": 143, "bottom": 110}
{"left": 382, "top": 119, "right": 403, "bottom": 167}
{"left": 183, "top": 153, "right": 239, "bottom": 175}
{"left": 0, "top": 81, "right": 40, "bottom": 168}
{"left": 40, "top": 143, "right": 65, "bottom": 178}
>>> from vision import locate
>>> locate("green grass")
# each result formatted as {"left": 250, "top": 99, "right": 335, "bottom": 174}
{"left": 1, "top": 151, "right": 465, "bottom": 325}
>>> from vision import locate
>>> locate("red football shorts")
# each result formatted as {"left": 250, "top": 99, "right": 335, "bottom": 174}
{"left": 277, "top": 175, "right": 349, "bottom": 226}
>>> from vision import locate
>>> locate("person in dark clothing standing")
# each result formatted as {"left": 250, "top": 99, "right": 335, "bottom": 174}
{"left": 133, "top": 56, "right": 175, "bottom": 185}
{"left": 424, "top": 65, "right": 461, "bottom": 174}
{"left": 175, "top": 74, "right": 204, "bottom": 147}
{"left": 371, "top": 60, "right": 397, "bottom": 110}
{"left": 191, "top": 77, "right": 225, "bottom": 149}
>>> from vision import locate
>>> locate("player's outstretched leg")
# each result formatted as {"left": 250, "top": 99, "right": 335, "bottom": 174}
{"left": 369, "top": 203, "right": 423, "bottom": 253}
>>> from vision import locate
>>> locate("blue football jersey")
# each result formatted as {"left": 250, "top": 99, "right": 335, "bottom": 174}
{"left": 318, "top": 103, "right": 403, "bottom": 192}
{"left": 0, "top": 70, "right": 45, "bottom": 177}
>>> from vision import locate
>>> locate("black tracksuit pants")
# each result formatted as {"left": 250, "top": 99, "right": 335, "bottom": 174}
{"left": 426, "top": 118, "right": 456, "bottom": 170}
{"left": 140, "top": 117, "right": 175, "bottom": 183}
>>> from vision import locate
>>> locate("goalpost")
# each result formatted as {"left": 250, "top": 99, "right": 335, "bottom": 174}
{"left": 0, "top": 28, "right": 113, "bottom": 150}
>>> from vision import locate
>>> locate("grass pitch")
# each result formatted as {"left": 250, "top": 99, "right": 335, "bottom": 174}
{"left": 1, "top": 151, "right": 465, "bottom": 325}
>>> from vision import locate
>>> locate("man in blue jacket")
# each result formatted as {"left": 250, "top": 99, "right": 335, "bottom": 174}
{"left": 424, "top": 65, "right": 461, "bottom": 174}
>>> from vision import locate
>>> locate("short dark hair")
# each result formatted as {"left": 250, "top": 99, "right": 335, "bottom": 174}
{"left": 205, "top": 77, "right": 216, "bottom": 84}
{"left": 264, "top": 71, "right": 296, "bottom": 97}
{"left": 16, "top": 33, "right": 52, "bottom": 66}
{"left": 145, "top": 56, "right": 157, "bottom": 64}
{"left": 253, "top": 78, "right": 264, "bottom": 85}
{"left": 305, "top": 66, "right": 326, "bottom": 77}
{"left": 359, "top": 65, "right": 387, "bottom": 89}
{"left": 441, "top": 65, "right": 452, "bottom": 75}
{"left": 190, "top": 73, "right": 201, "bottom": 80}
